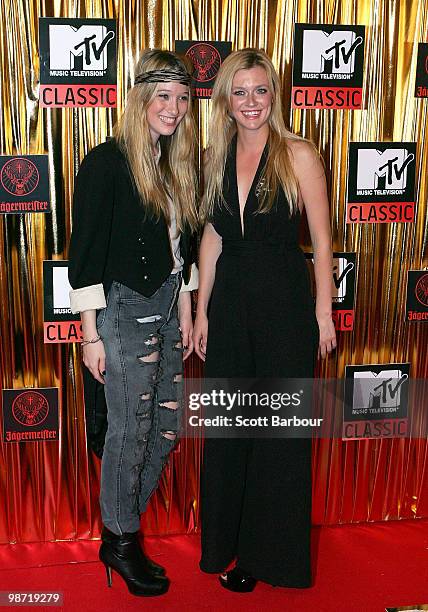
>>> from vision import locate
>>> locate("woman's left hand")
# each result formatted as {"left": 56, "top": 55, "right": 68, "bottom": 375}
{"left": 178, "top": 292, "right": 194, "bottom": 360}
{"left": 317, "top": 314, "right": 337, "bottom": 359}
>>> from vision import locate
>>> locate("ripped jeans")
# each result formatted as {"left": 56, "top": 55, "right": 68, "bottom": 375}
{"left": 97, "top": 275, "right": 183, "bottom": 534}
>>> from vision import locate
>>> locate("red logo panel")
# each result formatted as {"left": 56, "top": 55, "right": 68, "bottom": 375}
{"left": 1, "top": 158, "right": 39, "bottom": 196}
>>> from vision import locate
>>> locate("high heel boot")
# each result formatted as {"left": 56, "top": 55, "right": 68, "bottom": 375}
{"left": 99, "top": 527, "right": 169, "bottom": 596}
{"left": 138, "top": 533, "right": 166, "bottom": 577}
{"left": 101, "top": 527, "right": 166, "bottom": 577}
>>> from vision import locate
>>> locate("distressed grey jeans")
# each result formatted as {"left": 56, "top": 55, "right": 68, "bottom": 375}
{"left": 96, "top": 275, "right": 183, "bottom": 534}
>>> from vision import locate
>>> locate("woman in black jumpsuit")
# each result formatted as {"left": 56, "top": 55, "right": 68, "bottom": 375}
{"left": 194, "top": 49, "right": 336, "bottom": 591}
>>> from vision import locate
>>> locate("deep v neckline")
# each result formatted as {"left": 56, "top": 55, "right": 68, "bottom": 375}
{"left": 232, "top": 135, "right": 268, "bottom": 239}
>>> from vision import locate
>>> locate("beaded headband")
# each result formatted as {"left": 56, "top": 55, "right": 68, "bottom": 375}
{"left": 134, "top": 68, "right": 192, "bottom": 86}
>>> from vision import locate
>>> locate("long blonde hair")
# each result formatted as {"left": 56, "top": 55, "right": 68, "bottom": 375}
{"left": 114, "top": 49, "right": 198, "bottom": 231}
{"left": 201, "top": 48, "right": 316, "bottom": 221}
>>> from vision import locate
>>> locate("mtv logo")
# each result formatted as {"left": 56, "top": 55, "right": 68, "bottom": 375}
{"left": 332, "top": 257, "right": 354, "bottom": 303}
{"left": 302, "top": 30, "right": 363, "bottom": 75}
{"left": 353, "top": 369, "right": 409, "bottom": 411}
{"left": 52, "top": 266, "right": 72, "bottom": 310}
{"left": 357, "top": 148, "right": 414, "bottom": 190}
{"left": 49, "top": 24, "right": 115, "bottom": 70}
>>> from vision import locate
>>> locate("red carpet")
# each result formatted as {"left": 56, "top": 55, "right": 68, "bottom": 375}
{"left": 0, "top": 520, "right": 427, "bottom": 611}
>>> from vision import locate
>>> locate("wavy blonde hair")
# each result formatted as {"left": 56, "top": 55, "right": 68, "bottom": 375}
{"left": 201, "top": 48, "right": 317, "bottom": 221}
{"left": 114, "top": 49, "right": 198, "bottom": 231}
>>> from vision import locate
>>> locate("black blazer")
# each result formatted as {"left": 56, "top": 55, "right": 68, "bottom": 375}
{"left": 68, "top": 138, "right": 195, "bottom": 298}
{"left": 68, "top": 138, "right": 197, "bottom": 457}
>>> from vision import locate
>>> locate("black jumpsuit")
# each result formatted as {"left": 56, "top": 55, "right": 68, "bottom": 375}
{"left": 200, "top": 135, "right": 319, "bottom": 587}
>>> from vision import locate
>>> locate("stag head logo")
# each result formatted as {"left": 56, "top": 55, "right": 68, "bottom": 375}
{"left": 186, "top": 43, "right": 222, "bottom": 83}
{"left": 415, "top": 273, "right": 428, "bottom": 308}
{"left": 12, "top": 391, "right": 49, "bottom": 426}
{"left": 1, "top": 158, "right": 40, "bottom": 196}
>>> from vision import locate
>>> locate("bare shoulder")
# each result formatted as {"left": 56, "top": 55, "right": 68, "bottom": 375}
{"left": 287, "top": 138, "right": 324, "bottom": 180}
{"left": 287, "top": 138, "right": 319, "bottom": 166}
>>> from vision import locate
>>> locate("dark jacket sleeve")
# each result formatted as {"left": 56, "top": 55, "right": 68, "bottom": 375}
{"left": 68, "top": 147, "right": 115, "bottom": 292}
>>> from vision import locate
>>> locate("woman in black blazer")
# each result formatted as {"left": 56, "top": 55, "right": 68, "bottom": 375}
{"left": 68, "top": 49, "right": 198, "bottom": 597}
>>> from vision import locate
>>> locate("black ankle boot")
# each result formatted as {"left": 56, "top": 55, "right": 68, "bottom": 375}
{"left": 138, "top": 533, "right": 166, "bottom": 577}
{"left": 99, "top": 528, "right": 169, "bottom": 596}
{"left": 101, "top": 527, "right": 166, "bottom": 577}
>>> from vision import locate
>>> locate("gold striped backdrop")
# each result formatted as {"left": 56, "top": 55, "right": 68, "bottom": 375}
{"left": 0, "top": 0, "right": 427, "bottom": 542}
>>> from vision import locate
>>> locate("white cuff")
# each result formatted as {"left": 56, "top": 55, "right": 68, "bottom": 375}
{"left": 69, "top": 283, "right": 107, "bottom": 314}
{"left": 180, "top": 263, "right": 199, "bottom": 293}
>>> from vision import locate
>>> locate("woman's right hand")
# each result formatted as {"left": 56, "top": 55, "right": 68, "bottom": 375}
{"left": 193, "top": 313, "right": 208, "bottom": 362}
{"left": 82, "top": 340, "right": 106, "bottom": 384}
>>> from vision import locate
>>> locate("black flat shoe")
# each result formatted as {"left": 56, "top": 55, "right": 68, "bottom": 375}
{"left": 100, "top": 528, "right": 169, "bottom": 596}
{"left": 219, "top": 566, "right": 257, "bottom": 593}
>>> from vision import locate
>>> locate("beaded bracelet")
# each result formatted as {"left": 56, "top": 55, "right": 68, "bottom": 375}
{"left": 81, "top": 335, "right": 101, "bottom": 347}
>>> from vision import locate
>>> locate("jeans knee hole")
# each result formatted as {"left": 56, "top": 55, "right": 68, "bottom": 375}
{"left": 144, "top": 335, "right": 159, "bottom": 346}
{"left": 160, "top": 401, "right": 179, "bottom": 410}
{"left": 161, "top": 430, "right": 177, "bottom": 441}
{"left": 139, "top": 351, "right": 159, "bottom": 364}
{"left": 136, "top": 315, "right": 162, "bottom": 324}
{"left": 173, "top": 339, "right": 184, "bottom": 352}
